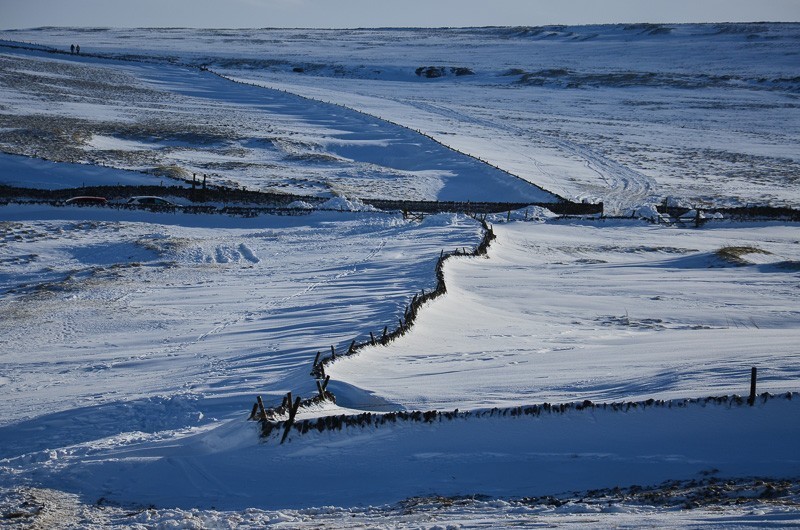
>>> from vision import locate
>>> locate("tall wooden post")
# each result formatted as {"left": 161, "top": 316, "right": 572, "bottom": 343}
{"left": 748, "top": 366, "right": 757, "bottom": 406}
{"left": 256, "top": 395, "right": 267, "bottom": 420}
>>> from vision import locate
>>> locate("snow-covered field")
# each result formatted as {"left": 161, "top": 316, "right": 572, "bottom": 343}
{"left": 0, "top": 44, "right": 555, "bottom": 202}
{"left": 3, "top": 24, "right": 798, "bottom": 212}
{"left": 330, "top": 218, "right": 800, "bottom": 409}
{"left": 0, "top": 24, "right": 799, "bottom": 528}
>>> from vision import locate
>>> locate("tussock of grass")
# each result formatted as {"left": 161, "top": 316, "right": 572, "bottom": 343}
{"left": 716, "top": 245, "right": 771, "bottom": 265}
{"left": 151, "top": 164, "right": 190, "bottom": 181}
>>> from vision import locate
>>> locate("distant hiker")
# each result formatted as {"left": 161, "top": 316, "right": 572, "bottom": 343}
{"left": 76, "top": 44, "right": 80, "bottom": 54}
{"left": 70, "top": 44, "right": 75, "bottom": 54}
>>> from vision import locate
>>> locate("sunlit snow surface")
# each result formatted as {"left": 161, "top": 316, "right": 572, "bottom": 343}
{"left": 330, "top": 218, "right": 800, "bottom": 409}
{"left": 0, "top": 23, "right": 799, "bottom": 528}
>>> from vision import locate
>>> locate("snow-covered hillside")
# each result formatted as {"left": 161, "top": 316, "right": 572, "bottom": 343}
{"left": 0, "top": 45, "right": 556, "bottom": 203}
{"left": 3, "top": 24, "right": 798, "bottom": 212}
{"left": 0, "top": 24, "right": 799, "bottom": 528}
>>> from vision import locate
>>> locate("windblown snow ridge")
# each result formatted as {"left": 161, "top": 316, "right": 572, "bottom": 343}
{"left": 311, "top": 218, "right": 495, "bottom": 376}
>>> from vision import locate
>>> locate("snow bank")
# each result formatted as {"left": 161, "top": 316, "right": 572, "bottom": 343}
{"left": 286, "top": 200, "right": 315, "bottom": 209}
{"left": 317, "top": 196, "right": 378, "bottom": 212}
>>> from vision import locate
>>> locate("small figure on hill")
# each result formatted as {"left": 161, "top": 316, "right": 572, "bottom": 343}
{"left": 76, "top": 44, "right": 80, "bottom": 54}
{"left": 70, "top": 44, "right": 75, "bottom": 54}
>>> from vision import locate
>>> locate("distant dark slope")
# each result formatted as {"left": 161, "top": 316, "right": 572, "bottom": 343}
{"left": 465, "top": 22, "right": 799, "bottom": 41}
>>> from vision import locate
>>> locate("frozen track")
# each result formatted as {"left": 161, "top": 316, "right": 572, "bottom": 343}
{"left": 396, "top": 99, "right": 658, "bottom": 214}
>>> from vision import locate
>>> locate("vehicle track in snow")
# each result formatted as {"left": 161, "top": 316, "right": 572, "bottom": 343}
{"left": 394, "top": 99, "right": 658, "bottom": 215}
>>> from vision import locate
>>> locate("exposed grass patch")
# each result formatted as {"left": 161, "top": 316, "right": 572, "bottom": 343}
{"left": 716, "top": 245, "right": 771, "bottom": 265}
{"left": 150, "top": 164, "right": 191, "bottom": 181}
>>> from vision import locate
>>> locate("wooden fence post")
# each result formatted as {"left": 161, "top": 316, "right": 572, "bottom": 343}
{"left": 256, "top": 395, "right": 267, "bottom": 420}
{"left": 370, "top": 331, "right": 376, "bottom": 346}
{"left": 289, "top": 397, "right": 301, "bottom": 421}
{"left": 748, "top": 366, "right": 757, "bottom": 406}
{"left": 280, "top": 397, "right": 303, "bottom": 444}
{"left": 330, "top": 345, "right": 336, "bottom": 359}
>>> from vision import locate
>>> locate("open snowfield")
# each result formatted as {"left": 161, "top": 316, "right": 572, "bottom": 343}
{"left": 0, "top": 23, "right": 799, "bottom": 528}
{"left": 330, "top": 218, "right": 800, "bottom": 409}
{"left": 0, "top": 205, "right": 480, "bottom": 427}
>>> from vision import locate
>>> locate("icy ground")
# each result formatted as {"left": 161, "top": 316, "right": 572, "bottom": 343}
{"left": 0, "top": 23, "right": 799, "bottom": 529}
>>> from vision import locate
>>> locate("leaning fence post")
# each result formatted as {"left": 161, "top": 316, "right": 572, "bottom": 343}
{"left": 330, "top": 345, "right": 336, "bottom": 359}
{"left": 280, "top": 397, "right": 302, "bottom": 444}
{"left": 370, "top": 331, "right": 376, "bottom": 346}
{"left": 748, "top": 366, "right": 757, "bottom": 406}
